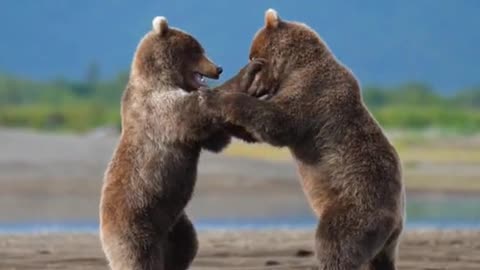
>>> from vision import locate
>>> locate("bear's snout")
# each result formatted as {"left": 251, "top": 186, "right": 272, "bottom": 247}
{"left": 216, "top": 66, "right": 223, "bottom": 76}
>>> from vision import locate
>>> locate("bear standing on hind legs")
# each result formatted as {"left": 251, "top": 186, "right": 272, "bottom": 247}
{"left": 203, "top": 9, "right": 405, "bottom": 270}
{"left": 100, "top": 16, "right": 261, "bottom": 270}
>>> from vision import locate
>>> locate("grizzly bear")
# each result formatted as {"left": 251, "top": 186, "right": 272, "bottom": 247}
{"left": 99, "top": 16, "right": 261, "bottom": 270}
{"left": 203, "top": 9, "right": 405, "bottom": 270}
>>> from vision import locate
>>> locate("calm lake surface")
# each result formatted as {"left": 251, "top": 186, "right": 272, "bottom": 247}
{"left": 1, "top": 195, "right": 479, "bottom": 234}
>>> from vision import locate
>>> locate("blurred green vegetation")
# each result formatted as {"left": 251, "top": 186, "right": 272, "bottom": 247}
{"left": 365, "top": 83, "right": 480, "bottom": 133}
{"left": 0, "top": 66, "right": 126, "bottom": 132}
{"left": 0, "top": 70, "right": 479, "bottom": 133}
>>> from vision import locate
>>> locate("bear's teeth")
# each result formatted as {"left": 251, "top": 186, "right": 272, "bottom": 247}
{"left": 194, "top": 73, "right": 205, "bottom": 85}
{"left": 259, "top": 94, "right": 270, "bottom": 100}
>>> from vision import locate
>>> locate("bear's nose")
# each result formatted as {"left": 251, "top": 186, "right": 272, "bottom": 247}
{"left": 216, "top": 66, "right": 223, "bottom": 75}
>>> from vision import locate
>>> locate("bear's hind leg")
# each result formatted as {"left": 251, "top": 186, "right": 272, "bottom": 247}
{"left": 369, "top": 226, "right": 402, "bottom": 270}
{"left": 101, "top": 229, "right": 165, "bottom": 270}
{"left": 315, "top": 206, "right": 397, "bottom": 270}
{"left": 164, "top": 213, "right": 198, "bottom": 270}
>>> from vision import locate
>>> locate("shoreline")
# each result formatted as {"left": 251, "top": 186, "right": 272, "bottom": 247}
{"left": 2, "top": 214, "right": 480, "bottom": 235}
{"left": 1, "top": 230, "right": 479, "bottom": 270}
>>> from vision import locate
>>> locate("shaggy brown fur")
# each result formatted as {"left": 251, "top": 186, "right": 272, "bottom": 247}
{"left": 99, "top": 17, "right": 260, "bottom": 270}
{"left": 203, "top": 9, "right": 405, "bottom": 270}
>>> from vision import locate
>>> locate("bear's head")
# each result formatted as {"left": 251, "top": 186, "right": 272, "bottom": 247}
{"left": 132, "top": 16, "right": 222, "bottom": 92}
{"left": 248, "top": 9, "right": 331, "bottom": 94}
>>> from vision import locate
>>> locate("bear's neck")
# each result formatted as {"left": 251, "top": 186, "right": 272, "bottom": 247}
{"left": 129, "top": 64, "right": 178, "bottom": 91}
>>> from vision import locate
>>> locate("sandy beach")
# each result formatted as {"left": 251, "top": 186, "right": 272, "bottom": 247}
{"left": 1, "top": 230, "right": 480, "bottom": 270}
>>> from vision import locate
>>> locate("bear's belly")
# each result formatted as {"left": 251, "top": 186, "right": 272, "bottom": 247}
{"left": 295, "top": 162, "right": 333, "bottom": 218}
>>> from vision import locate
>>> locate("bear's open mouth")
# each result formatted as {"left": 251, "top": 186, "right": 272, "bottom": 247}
{"left": 189, "top": 71, "right": 219, "bottom": 91}
{"left": 193, "top": 72, "right": 207, "bottom": 88}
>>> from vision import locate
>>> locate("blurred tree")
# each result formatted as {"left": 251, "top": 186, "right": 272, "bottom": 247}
{"left": 393, "top": 82, "right": 442, "bottom": 106}
{"left": 70, "top": 61, "right": 101, "bottom": 97}
{"left": 86, "top": 61, "right": 100, "bottom": 86}
{"left": 453, "top": 87, "right": 480, "bottom": 108}
{"left": 2, "top": 78, "right": 22, "bottom": 105}
{"left": 363, "top": 86, "right": 389, "bottom": 108}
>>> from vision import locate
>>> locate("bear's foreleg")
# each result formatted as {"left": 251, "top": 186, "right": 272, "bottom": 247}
{"left": 203, "top": 92, "right": 297, "bottom": 147}
{"left": 212, "top": 58, "right": 265, "bottom": 94}
{"left": 206, "top": 59, "right": 265, "bottom": 143}
{"left": 200, "top": 129, "right": 231, "bottom": 152}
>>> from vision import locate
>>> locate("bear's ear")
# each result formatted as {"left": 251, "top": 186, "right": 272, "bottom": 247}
{"left": 152, "top": 16, "right": 169, "bottom": 36}
{"left": 265, "top": 8, "right": 280, "bottom": 29}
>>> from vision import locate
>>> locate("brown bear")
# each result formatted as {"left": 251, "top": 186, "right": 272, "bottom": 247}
{"left": 203, "top": 9, "right": 405, "bottom": 270}
{"left": 99, "top": 16, "right": 260, "bottom": 270}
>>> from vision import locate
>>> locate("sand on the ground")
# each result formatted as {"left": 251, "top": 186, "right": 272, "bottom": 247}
{"left": 1, "top": 129, "right": 480, "bottom": 270}
{"left": 1, "top": 230, "right": 480, "bottom": 270}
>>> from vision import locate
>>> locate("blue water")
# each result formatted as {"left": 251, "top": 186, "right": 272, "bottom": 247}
{"left": 1, "top": 195, "right": 479, "bottom": 234}
{"left": 1, "top": 218, "right": 480, "bottom": 234}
